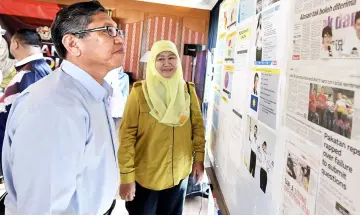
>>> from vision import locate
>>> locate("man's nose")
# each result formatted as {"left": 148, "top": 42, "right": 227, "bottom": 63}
{"left": 114, "top": 34, "right": 124, "bottom": 45}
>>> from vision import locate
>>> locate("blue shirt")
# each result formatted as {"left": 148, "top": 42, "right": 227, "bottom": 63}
{"left": 0, "top": 54, "right": 51, "bottom": 165}
{"left": 2, "top": 60, "right": 119, "bottom": 214}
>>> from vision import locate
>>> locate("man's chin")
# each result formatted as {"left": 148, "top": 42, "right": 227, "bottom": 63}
{"left": 108, "top": 57, "right": 124, "bottom": 69}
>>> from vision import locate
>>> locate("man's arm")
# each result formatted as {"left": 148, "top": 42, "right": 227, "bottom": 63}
{"left": 4, "top": 104, "right": 86, "bottom": 214}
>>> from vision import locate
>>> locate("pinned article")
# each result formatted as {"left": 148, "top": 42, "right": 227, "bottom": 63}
{"left": 292, "top": 0, "right": 360, "bottom": 60}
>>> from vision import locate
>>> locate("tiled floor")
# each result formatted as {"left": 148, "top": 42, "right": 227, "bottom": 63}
{"left": 0, "top": 184, "right": 209, "bottom": 215}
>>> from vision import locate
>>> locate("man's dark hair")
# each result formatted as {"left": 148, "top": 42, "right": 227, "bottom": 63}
{"left": 355, "top": 11, "right": 360, "bottom": 24}
{"left": 322, "top": 26, "right": 333, "bottom": 38}
{"left": 51, "top": 1, "right": 106, "bottom": 59}
{"left": 254, "top": 73, "right": 259, "bottom": 83}
{"left": 14, "top": 29, "right": 42, "bottom": 47}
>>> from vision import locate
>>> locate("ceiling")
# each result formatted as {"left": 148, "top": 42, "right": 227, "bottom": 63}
{"left": 134, "top": 0, "right": 218, "bottom": 10}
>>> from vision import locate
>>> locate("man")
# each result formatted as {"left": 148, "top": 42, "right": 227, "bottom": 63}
{"left": 249, "top": 124, "right": 258, "bottom": 177}
{"left": 0, "top": 29, "right": 51, "bottom": 181}
{"left": 253, "top": 73, "right": 259, "bottom": 95}
{"left": 326, "top": 94, "right": 335, "bottom": 130}
{"left": 309, "top": 88, "right": 317, "bottom": 122}
{"left": 259, "top": 141, "right": 273, "bottom": 193}
{"left": 317, "top": 87, "right": 327, "bottom": 127}
{"left": 104, "top": 66, "right": 129, "bottom": 129}
{"left": 2, "top": 1, "right": 124, "bottom": 214}
{"left": 256, "top": 0, "right": 262, "bottom": 14}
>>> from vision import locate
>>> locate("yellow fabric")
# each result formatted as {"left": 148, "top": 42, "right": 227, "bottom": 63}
{"left": 142, "top": 40, "right": 190, "bottom": 127}
{"left": 0, "top": 67, "right": 16, "bottom": 89}
{"left": 118, "top": 81, "right": 205, "bottom": 191}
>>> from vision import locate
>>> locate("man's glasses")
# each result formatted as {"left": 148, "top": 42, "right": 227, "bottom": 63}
{"left": 73, "top": 26, "right": 124, "bottom": 38}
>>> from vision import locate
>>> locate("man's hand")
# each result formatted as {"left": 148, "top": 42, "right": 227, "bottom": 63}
{"left": 119, "top": 182, "right": 136, "bottom": 201}
{"left": 191, "top": 161, "right": 204, "bottom": 185}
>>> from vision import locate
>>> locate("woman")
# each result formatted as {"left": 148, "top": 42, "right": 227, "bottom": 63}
{"left": 320, "top": 25, "right": 336, "bottom": 58}
{"left": 334, "top": 93, "right": 348, "bottom": 136}
{"left": 118, "top": 40, "right": 205, "bottom": 215}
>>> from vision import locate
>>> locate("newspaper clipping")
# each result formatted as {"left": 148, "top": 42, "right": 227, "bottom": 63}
{"left": 280, "top": 132, "right": 321, "bottom": 215}
{"left": 292, "top": 0, "right": 360, "bottom": 60}
{"left": 253, "top": 1, "right": 283, "bottom": 66}
{"left": 285, "top": 65, "right": 360, "bottom": 214}
{"left": 243, "top": 116, "right": 276, "bottom": 194}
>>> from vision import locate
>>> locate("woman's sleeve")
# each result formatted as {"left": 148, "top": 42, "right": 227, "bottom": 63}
{"left": 118, "top": 84, "right": 140, "bottom": 184}
{"left": 189, "top": 83, "right": 205, "bottom": 162}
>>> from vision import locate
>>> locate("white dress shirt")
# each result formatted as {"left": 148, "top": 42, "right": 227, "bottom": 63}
{"left": 104, "top": 67, "right": 129, "bottom": 118}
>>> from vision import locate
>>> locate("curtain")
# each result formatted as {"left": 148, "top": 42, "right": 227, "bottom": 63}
{"left": 207, "top": 0, "right": 223, "bottom": 50}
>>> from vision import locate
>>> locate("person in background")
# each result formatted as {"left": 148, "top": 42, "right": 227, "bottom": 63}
{"left": 253, "top": 73, "right": 259, "bottom": 95}
{"left": 104, "top": 66, "right": 129, "bottom": 129}
{"left": 309, "top": 88, "right": 317, "bottom": 122}
{"left": 256, "top": 0, "right": 262, "bottom": 14}
{"left": 118, "top": 40, "right": 205, "bottom": 215}
{"left": 334, "top": 93, "right": 347, "bottom": 136}
{"left": 255, "top": 14, "right": 262, "bottom": 61}
{"left": 249, "top": 124, "right": 258, "bottom": 178}
{"left": 0, "top": 26, "right": 16, "bottom": 95}
{"left": 320, "top": 26, "right": 336, "bottom": 58}
{"left": 316, "top": 87, "right": 327, "bottom": 127}
{"left": 326, "top": 94, "right": 335, "bottom": 130}
{"left": 342, "top": 95, "right": 353, "bottom": 138}
{"left": 0, "top": 29, "right": 51, "bottom": 182}
{"left": 127, "top": 72, "right": 135, "bottom": 92}
{"left": 0, "top": 25, "right": 13, "bottom": 183}
{"left": 2, "top": 1, "right": 124, "bottom": 214}
{"left": 343, "top": 11, "right": 360, "bottom": 57}
{"left": 259, "top": 141, "right": 272, "bottom": 193}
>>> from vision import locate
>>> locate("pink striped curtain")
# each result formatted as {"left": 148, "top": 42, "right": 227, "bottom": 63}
{"left": 181, "top": 27, "right": 206, "bottom": 82}
{"left": 122, "top": 21, "right": 143, "bottom": 80}
{"left": 121, "top": 16, "right": 206, "bottom": 81}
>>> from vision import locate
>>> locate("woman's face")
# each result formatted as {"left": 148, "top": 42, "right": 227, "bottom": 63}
{"left": 155, "top": 51, "right": 178, "bottom": 78}
{"left": 323, "top": 33, "right": 332, "bottom": 46}
{"left": 337, "top": 93, "right": 342, "bottom": 99}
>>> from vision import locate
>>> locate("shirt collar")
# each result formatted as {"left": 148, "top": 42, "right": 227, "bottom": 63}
{"left": 61, "top": 60, "right": 112, "bottom": 101}
{"left": 14, "top": 53, "right": 44, "bottom": 67}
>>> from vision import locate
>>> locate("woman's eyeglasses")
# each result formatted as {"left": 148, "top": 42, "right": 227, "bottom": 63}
{"left": 73, "top": 26, "right": 124, "bottom": 38}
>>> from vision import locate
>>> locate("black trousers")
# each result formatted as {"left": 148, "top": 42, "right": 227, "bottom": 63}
{"left": 317, "top": 108, "right": 325, "bottom": 126}
{"left": 260, "top": 168, "right": 267, "bottom": 193}
{"left": 126, "top": 178, "right": 188, "bottom": 215}
{"left": 256, "top": 48, "right": 262, "bottom": 61}
{"left": 249, "top": 150, "right": 256, "bottom": 177}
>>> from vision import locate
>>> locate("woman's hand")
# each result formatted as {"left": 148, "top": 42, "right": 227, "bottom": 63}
{"left": 119, "top": 182, "right": 136, "bottom": 201}
{"left": 191, "top": 161, "right": 204, "bottom": 185}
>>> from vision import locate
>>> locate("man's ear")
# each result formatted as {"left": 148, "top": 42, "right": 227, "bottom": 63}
{"left": 62, "top": 34, "right": 82, "bottom": 57}
{"left": 13, "top": 40, "right": 19, "bottom": 50}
